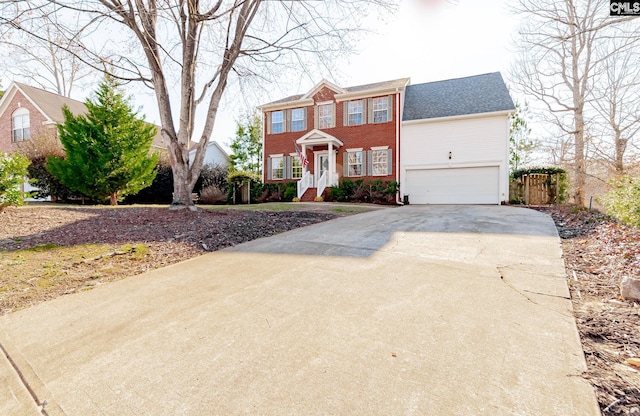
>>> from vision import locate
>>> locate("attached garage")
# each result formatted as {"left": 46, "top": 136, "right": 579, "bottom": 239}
{"left": 406, "top": 166, "right": 499, "bottom": 204}
{"left": 400, "top": 73, "right": 515, "bottom": 205}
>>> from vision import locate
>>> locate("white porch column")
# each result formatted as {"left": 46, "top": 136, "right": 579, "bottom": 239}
{"left": 328, "top": 142, "right": 334, "bottom": 186}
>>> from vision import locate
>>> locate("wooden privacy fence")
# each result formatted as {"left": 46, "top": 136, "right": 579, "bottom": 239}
{"left": 510, "top": 173, "right": 562, "bottom": 205}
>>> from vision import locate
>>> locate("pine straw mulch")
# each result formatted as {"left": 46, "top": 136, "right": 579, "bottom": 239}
{"left": 0, "top": 205, "right": 340, "bottom": 315}
{"left": 533, "top": 205, "right": 640, "bottom": 416}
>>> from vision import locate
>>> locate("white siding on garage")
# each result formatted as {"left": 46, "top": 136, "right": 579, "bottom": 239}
{"left": 400, "top": 114, "right": 509, "bottom": 204}
{"left": 406, "top": 166, "right": 499, "bottom": 204}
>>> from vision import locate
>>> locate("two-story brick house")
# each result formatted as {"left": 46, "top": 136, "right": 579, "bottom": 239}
{"left": 260, "top": 72, "right": 515, "bottom": 204}
{"left": 258, "top": 78, "right": 409, "bottom": 201}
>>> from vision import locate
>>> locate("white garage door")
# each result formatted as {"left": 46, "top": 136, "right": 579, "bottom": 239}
{"left": 406, "top": 166, "right": 499, "bottom": 204}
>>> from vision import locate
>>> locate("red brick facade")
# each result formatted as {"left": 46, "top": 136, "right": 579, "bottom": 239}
{"left": 0, "top": 90, "right": 53, "bottom": 153}
{"left": 262, "top": 84, "right": 401, "bottom": 188}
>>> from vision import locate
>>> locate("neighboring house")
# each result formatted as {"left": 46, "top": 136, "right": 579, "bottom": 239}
{"left": 259, "top": 72, "right": 515, "bottom": 204}
{"left": 0, "top": 81, "right": 167, "bottom": 154}
{"left": 188, "top": 140, "right": 230, "bottom": 167}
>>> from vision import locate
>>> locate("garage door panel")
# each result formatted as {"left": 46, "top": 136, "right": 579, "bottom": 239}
{"left": 407, "top": 167, "right": 499, "bottom": 204}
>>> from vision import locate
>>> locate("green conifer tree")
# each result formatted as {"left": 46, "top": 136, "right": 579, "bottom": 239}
{"left": 229, "top": 113, "right": 262, "bottom": 175}
{"left": 47, "top": 76, "right": 158, "bottom": 205}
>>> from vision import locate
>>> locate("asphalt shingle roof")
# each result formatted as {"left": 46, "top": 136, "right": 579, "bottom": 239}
{"left": 344, "top": 78, "right": 410, "bottom": 93}
{"left": 261, "top": 78, "right": 410, "bottom": 107}
{"left": 14, "top": 82, "right": 166, "bottom": 149}
{"left": 15, "top": 82, "right": 87, "bottom": 123}
{"left": 402, "top": 72, "right": 515, "bottom": 121}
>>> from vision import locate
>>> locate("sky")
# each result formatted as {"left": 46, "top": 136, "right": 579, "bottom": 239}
{"left": 136, "top": 0, "right": 520, "bottom": 152}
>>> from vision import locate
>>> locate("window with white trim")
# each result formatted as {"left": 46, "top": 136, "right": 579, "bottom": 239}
{"left": 347, "top": 151, "right": 364, "bottom": 176}
{"left": 271, "top": 110, "right": 284, "bottom": 134}
{"left": 271, "top": 156, "right": 284, "bottom": 179}
{"left": 371, "top": 149, "right": 389, "bottom": 176}
{"left": 291, "top": 155, "right": 303, "bottom": 179}
{"left": 372, "top": 97, "right": 389, "bottom": 123}
{"left": 291, "top": 108, "right": 305, "bottom": 132}
{"left": 318, "top": 104, "right": 333, "bottom": 129}
{"left": 348, "top": 100, "right": 364, "bottom": 126}
{"left": 12, "top": 108, "right": 30, "bottom": 142}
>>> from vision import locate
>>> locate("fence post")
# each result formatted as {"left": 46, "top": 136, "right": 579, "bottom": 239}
{"left": 524, "top": 175, "right": 529, "bottom": 205}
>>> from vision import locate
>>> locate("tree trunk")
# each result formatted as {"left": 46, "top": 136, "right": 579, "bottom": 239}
{"left": 110, "top": 192, "right": 118, "bottom": 206}
{"left": 573, "top": 112, "right": 586, "bottom": 207}
{"left": 615, "top": 137, "right": 627, "bottom": 176}
{"left": 168, "top": 140, "right": 196, "bottom": 211}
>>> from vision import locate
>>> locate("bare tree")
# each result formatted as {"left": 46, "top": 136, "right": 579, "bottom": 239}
{"left": 1, "top": 0, "right": 396, "bottom": 209}
{"left": 0, "top": 1, "right": 96, "bottom": 96}
{"left": 0, "top": 24, "right": 95, "bottom": 97}
{"left": 590, "top": 32, "right": 640, "bottom": 176}
{"left": 510, "top": 0, "right": 638, "bottom": 205}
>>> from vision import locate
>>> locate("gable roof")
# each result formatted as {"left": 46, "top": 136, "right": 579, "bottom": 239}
{"left": 301, "top": 79, "right": 347, "bottom": 100}
{"left": 258, "top": 77, "right": 410, "bottom": 110}
{"left": 188, "top": 140, "right": 230, "bottom": 161}
{"left": 0, "top": 81, "right": 166, "bottom": 150}
{"left": 402, "top": 72, "right": 515, "bottom": 121}
{"left": 13, "top": 82, "right": 88, "bottom": 123}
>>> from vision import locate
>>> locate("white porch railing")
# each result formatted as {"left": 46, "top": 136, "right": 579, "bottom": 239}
{"left": 297, "top": 171, "right": 312, "bottom": 198}
{"left": 317, "top": 171, "right": 327, "bottom": 198}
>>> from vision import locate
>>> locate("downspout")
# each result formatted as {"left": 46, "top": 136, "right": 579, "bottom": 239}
{"left": 261, "top": 112, "right": 266, "bottom": 182}
{"left": 395, "top": 87, "right": 401, "bottom": 204}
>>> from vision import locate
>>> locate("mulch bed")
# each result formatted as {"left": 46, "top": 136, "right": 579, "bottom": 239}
{"left": 0, "top": 206, "right": 338, "bottom": 314}
{"left": 533, "top": 205, "right": 640, "bottom": 415}
{"left": 0, "top": 206, "right": 337, "bottom": 252}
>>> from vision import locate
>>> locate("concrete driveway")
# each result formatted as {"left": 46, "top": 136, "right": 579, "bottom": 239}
{"left": 1, "top": 205, "right": 599, "bottom": 415}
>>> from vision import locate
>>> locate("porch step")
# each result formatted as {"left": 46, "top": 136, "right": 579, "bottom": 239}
{"left": 300, "top": 188, "right": 319, "bottom": 202}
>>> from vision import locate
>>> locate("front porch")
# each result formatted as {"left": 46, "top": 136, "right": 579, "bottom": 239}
{"left": 295, "top": 129, "right": 343, "bottom": 200}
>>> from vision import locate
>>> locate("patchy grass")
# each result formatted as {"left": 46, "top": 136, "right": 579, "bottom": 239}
{"left": 26, "top": 243, "right": 59, "bottom": 252}
{"left": 0, "top": 243, "right": 154, "bottom": 314}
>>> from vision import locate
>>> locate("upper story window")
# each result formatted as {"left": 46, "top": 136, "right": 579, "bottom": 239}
{"left": 347, "top": 100, "right": 364, "bottom": 126}
{"left": 372, "top": 97, "right": 389, "bottom": 123}
{"left": 271, "top": 110, "right": 284, "bottom": 134}
{"left": 318, "top": 103, "right": 334, "bottom": 129}
{"left": 291, "top": 108, "right": 306, "bottom": 132}
{"left": 12, "top": 107, "right": 31, "bottom": 142}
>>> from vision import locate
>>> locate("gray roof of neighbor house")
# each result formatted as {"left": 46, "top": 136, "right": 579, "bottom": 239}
{"left": 402, "top": 72, "right": 515, "bottom": 121}
{"left": 14, "top": 82, "right": 166, "bottom": 149}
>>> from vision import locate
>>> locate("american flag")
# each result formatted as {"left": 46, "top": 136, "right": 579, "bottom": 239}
{"left": 294, "top": 142, "right": 309, "bottom": 167}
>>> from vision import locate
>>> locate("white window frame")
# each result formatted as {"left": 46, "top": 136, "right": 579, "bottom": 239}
{"left": 372, "top": 97, "right": 389, "bottom": 123}
{"left": 348, "top": 100, "right": 364, "bottom": 126}
{"left": 271, "top": 155, "right": 284, "bottom": 179}
{"left": 371, "top": 149, "right": 388, "bottom": 176}
{"left": 271, "top": 110, "right": 284, "bottom": 134}
{"left": 290, "top": 153, "right": 303, "bottom": 179}
{"left": 12, "top": 108, "right": 30, "bottom": 142}
{"left": 347, "top": 151, "right": 364, "bottom": 177}
{"left": 291, "top": 108, "right": 305, "bottom": 132}
{"left": 318, "top": 104, "right": 333, "bottom": 129}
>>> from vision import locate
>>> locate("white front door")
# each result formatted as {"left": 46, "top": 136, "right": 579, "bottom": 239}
{"left": 315, "top": 151, "right": 329, "bottom": 187}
